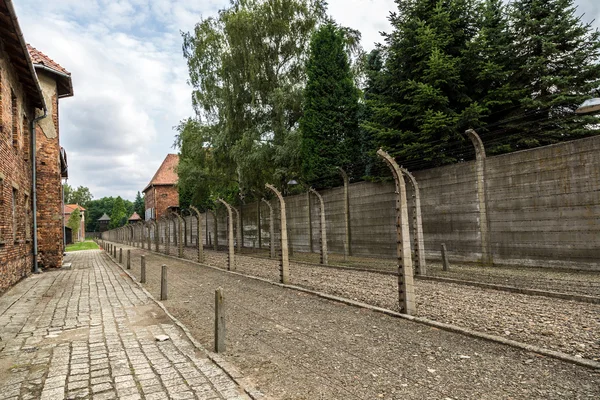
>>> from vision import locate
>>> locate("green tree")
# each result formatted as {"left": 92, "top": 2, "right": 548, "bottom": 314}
{"left": 181, "top": 0, "right": 327, "bottom": 197}
{"left": 85, "top": 197, "right": 115, "bottom": 232}
{"left": 67, "top": 207, "right": 81, "bottom": 241}
{"left": 504, "top": 0, "right": 600, "bottom": 151}
{"left": 362, "top": 0, "right": 482, "bottom": 171}
{"left": 133, "top": 191, "right": 144, "bottom": 219}
{"left": 300, "top": 22, "right": 362, "bottom": 188}
{"left": 109, "top": 196, "right": 127, "bottom": 229}
{"left": 63, "top": 184, "right": 72, "bottom": 203}
{"left": 63, "top": 184, "right": 93, "bottom": 206}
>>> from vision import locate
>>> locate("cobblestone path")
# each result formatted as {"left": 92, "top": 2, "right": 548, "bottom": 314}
{"left": 0, "top": 250, "right": 250, "bottom": 400}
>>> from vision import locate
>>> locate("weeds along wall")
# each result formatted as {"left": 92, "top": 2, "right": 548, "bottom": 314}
{"left": 171, "top": 135, "right": 600, "bottom": 270}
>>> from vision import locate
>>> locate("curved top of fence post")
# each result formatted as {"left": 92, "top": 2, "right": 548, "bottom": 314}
{"left": 308, "top": 187, "right": 323, "bottom": 202}
{"left": 260, "top": 198, "right": 273, "bottom": 210}
{"left": 265, "top": 184, "right": 284, "bottom": 202}
{"left": 376, "top": 148, "right": 403, "bottom": 184}
{"left": 217, "top": 198, "right": 233, "bottom": 213}
{"left": 399, "top": 166, "right": 418, "bottom": 190}
{"left": 337, "top": 167, "right": 348, "bottom": 182}
{"left": 189, "top": 206, "right": 202, "bottom": 220}
{"left": 170, "top": 211, "right": 184, "bottom": 222}
{"left": 465, "top": 129, "right": 486, "bottom": 160}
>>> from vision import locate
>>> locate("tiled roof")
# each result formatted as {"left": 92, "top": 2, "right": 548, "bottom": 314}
{"left": 128, "top": 212, "right": 142, "bottom": 221}
{"left": 27, "top": 44, "right": 71, "bottom": 75}
{"left": 143, "top": 154, "right": 179, "bottom": 192}
{"left": 64, "top": 204, "right": 86, "bottom": 214}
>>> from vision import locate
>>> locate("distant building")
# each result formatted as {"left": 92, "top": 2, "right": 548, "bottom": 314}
{"left": 128, "top": 212, "right": 142, "bottom": 224}
{"left": 143, "top": 154, "right": 179, "bottom": 221}
{"left": 63, "top": 204, "right": 85, "bottom": 243}
{"left": 98, "top": 213, "right": 110, "bottom": 232}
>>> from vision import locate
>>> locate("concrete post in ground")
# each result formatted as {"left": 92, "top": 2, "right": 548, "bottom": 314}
{"left": 214, "top": 287, "right": 225, "bottom": 353}
{"left": 218, "top": 199, "right": 235, "bottom": 270}
{"left": 153, "top": 220, "right": 159, "bottom": 253}
{"left": 307, "top": 191, "right": 313, "bottom": 253}
{"left": 208, "top": 210, "right": 218, "bottom": 251}
{"left": 441, "top": 243, "right": 450, "bottom": 271}
{"left": 160, "top": 264, "right": 168, "bottom": 301}
{"left": 183, "top": 214, "right": 188, "bottom": 248}
{"left": 265, "top": 184, "right": 290, "bottom": 284}
{"left": 399, "top": 166, "right": 427, "bottom": 276}
{"left": 257, "top": 201, "right": 262, "bottom": 250}
{"left": 164, "top": 217, "right": 170, "bottom": 256}
{"left": 377, "top": 148, "right": 416, "bottom": 315}
{"left": 232, "top": 206, "right": 242, "bottom": 253}
{"left": 261, "top": 199, "right": 275, "bottom": 259}
{"left": 140, "top": 255, "right": 146, "bottom": 283}
{"left": 465, "top": 129, "right": 493, "bottom": 266}
{"left": 127, "top": 249, "right": 131, "bottom": 269}
{"left": 171, "top": 212, "right": 184, "bottom": 258}
{"left": 190, "top": 206, "right": 205, "bottom": 263}
{"left": 309, "top": 188, "right": 328, "bottom": 265}
{"left": 338, "top": 167, "right": 351, "bottom": 260}
{"left": 119, "top": 248, "right": 123, "bottom": 264}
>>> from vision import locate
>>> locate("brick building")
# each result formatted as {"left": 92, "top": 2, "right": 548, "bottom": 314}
{"left": 28, "top": 45, "right": 73, "bottom": 267}
{"left": 0, "top": 0, "right": 73, "bottom": 292}
{"left": 63, "top": 204, "right": 85, "bottom": 243}
{"left": 143, "top": 154, "right": 179, "bottom": 220}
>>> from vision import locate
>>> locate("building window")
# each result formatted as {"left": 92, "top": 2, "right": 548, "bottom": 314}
{"left": 11, "top": 90, "right": 18, "bottom": 150}
{"left": 25, "top": 194, "right": 30, "bottom": 241}
{"left": 12, "top": 188, "right": 17, "bottom": 242}
{"left": 23, "top": 115, "right": 29, "bottom": 161}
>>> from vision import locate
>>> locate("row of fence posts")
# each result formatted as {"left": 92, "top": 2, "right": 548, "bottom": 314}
{"left": 99, "top": 239, "right": 226, "bottom": 353}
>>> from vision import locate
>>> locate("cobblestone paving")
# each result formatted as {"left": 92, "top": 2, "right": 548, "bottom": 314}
{"left": 0, "top": 250, "right": 249, "bottom": 400}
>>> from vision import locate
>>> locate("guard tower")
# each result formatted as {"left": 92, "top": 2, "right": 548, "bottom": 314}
{"left": 98, "top": 213, "right": 111, "bottom": 232}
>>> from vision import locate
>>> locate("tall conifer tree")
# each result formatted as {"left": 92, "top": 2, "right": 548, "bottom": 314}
{"left": 300, "top": 22, "right": 362, "bottom": 187}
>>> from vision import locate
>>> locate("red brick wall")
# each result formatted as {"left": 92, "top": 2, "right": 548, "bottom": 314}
{"left": 0, "top": 49, "right": 36, "bottom": 293}
{"left": 36, "top": 72, "right": 63, "bottom": 268}
{"left": 144, "top": 185, "right": 178, "bottom": 220}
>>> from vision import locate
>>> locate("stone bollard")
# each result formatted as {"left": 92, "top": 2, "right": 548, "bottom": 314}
{"left": 160, "top": 265, "right": 168, "bottom": 301}
{"left": 140, "top": 256, "right": 146, "bottom": 283}
{"left": 119, "top": 248, "right": 123, "bottom": 264}
{"left": 214, "top": 288, "right": 225, "bottom": 353}
{"left": 441, "top": 243, "right": 450, "bottom": 271}
{"left": 127, "top": 249, "right": 131, "bottom": 270}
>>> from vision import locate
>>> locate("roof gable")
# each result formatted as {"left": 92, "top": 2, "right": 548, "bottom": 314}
{"left": 27, "top": 44, "right": 73, "bottom": 97}
{"left": 143, "top": 154, "right": 179, "bottom": 192}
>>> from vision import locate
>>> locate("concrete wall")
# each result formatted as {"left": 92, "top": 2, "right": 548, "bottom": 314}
{"left": 236, "top": 136, "right": 600, "bottom": 269}
{"left": 126, "top": 135, "right": 600, "bottom": 270}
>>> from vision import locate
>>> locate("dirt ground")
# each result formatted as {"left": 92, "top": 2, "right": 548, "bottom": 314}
{"left": 155, "top": 245, "right": 600, "bottom": 361}
{"left": 110, "top": 245, "right": 600, "bottom": 400}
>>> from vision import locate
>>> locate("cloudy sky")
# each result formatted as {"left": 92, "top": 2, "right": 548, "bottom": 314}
{"left": 13, "top": 0, "right": 600, "bottom": 201}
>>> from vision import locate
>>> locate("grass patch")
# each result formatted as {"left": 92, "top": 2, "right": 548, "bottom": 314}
{"left": 65, "top": 241, "right": 99, "bottom": 252}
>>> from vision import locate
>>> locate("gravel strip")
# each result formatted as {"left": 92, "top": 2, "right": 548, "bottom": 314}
{"left": 164, "top": 245, "right": 600, "bottom": 361}
{"left": 119, "top": 247, "right": 600, "bottom": 400}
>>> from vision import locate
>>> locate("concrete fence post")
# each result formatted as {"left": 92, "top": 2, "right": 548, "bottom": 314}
{"left": 160, "top": 264, "right": 168, "bottom": 301}
{"left": 127, "top": 249, "right": 131, "bottom": 269}
{"left": 190, "top": 206, "right": 205, "bottom": 263}
{"left": 165, "top": 217, "right": 170, "bottom": 256}
{"left": 441, "top": 243, "right": 450, "bottom": 271}
{"left": 218, "top": 199, "right": 235, "bottom": 270}
{"left": 208, "top": 210, "right": 218, "bottom": 251}
{"left": 377, "top": 149, "right": 416, "bottom": 315}
{"left": 265, "top": 184, "right": 289, "bottom": 284}
{"left": 140, "top": 255, "right": 146, "bottom": 283}
{"left": 307, "top": 191, "right": 314, "bottom": 253}
{"left": 465, "top": 129, "right": 493, "bottom": 266}
{"left": 232, "top": 206, "right": 242, "bottom": 253}
{"left": 261, "top": 199, "right": 275, "bottom": 259}
{"left": 214, "top": 288, "right": 225, "bottom": 353}
{"left": 399, "top": 166, "right": 426, "bottom": 276}
{"left": 338, "top": 167, "right": 351, "bottom": 260}
{"left": 309, "top": 188, "right": 328, "bottom": 265}
{"left": 257, "top": 201, "right": 262, "bottom": 251}
{"left": 119, "top": 248, "right": 123, "bottom": 264}
{"left": 171, "top": 212, "right": 184, "bottom": 258}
